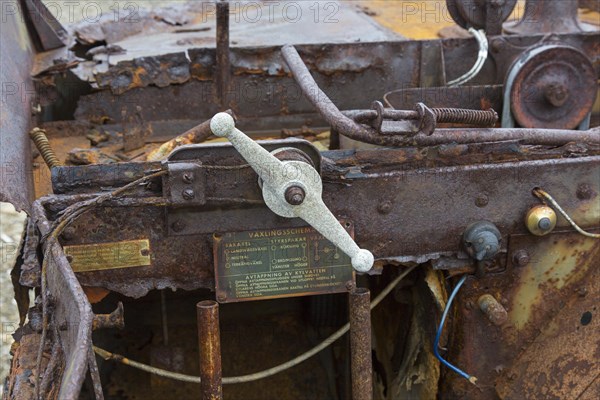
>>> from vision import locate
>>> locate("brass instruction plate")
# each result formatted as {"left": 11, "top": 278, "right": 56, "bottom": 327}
{"left": 64, "top": 239, "right": 151, "bottom": 272}
{"left": 214, "top": 223, "right": 355, "bottom": 303}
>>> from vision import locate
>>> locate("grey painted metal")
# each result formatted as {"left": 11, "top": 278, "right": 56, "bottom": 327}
{"left": 210, "top": 112, "right": 374, "bottom": 272}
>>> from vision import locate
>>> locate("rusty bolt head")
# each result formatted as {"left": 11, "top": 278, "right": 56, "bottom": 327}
{"left": 345, "top": 281, "right": 356, "bottom": 291}
{"left": 475, "top": 194, "right": 489, "bottom": 208}
{"left": 377, "top": 201, "right": 393, "bottom": 214}
{"left": 216, "top": 293, "right": 227, "bottom": 302}
{"left": 544, "top": 83, "right": 569, "bottom": 108}
{"left": 182, "top": 172, "right": 194, "bottom": 184}
{"left": 171, "top": 220, "right": 186, "bottom": 233}
{"left": 576, "top": 183, "right": 594, "bottom": 200}
{"left": 512, "top": 249, "right": 530, "bottom": 267}
{"left": 182, "top": 188, "right": 195, "bottom": 200}
{"left": 285, "top": 186, "right": 305, "bottom": 205}
{"left": 478, "top": 294, "right": 508, "bottom": 326}
{"left": 61, "top": 226, "right": 76, "bottom": 241}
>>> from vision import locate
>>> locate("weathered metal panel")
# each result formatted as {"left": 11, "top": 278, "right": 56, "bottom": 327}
{"left": 0, "top": 1, "right": 35, "bottom": 212}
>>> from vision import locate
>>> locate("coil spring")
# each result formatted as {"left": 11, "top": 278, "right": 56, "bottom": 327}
{"left": 30, "top": 128, "right": 61, "bottom": 169}
{"left": 432, "top": 108, "right": 498, "bottom": 127}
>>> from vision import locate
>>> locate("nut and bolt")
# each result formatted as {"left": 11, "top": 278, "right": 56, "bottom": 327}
{"left": 182, "top": 188, "right": 195, "bottom": 200}
{"left": 478, "top": 294, "right": 508, "bottom": 326}
{"left": 538, "top": 217, "right": 552, "bottom": 231}
{"left": 285, "top": 186, "right": 305, "bottom": 205}
{"left": 512, "top": 250, "right": 530, "bottom": 267}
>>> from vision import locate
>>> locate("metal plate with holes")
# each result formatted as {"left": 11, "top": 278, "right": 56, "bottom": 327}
{"left": 214, "top": 221, "right": 355, "bottom": 303}
{"left": 64, "top": 239, "right": 151, "bottom": 272}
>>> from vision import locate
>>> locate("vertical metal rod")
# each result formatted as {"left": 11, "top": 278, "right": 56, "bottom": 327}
{"left": 197, "top": 300, "right": 223, "bottom": 400}
{"left": 349, "top": 288, "right": 372, "bottom": 400}
{"left": 216, "top": 1, "right": 230, "bottom": 108}
{"left": 160, "top": 290, "right": 169, "bottom": 345}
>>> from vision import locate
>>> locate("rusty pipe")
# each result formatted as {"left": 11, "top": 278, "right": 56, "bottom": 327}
{"left": 281, "top": 45, "right": 406, "bottom": 147}
{"left": 282, "top": 45, "right": 596, "bottom": 147}
{"left": 349, "top": 288, "right": 372, "bottom": 400}
{"left": 146, "top": 110, "right": 235, "bottom": 161}
{"left": 216, "top": 1, "right": 230, "bottom": 108}
{"left": 197, "top": 300, "right": 223, "bottom": 400}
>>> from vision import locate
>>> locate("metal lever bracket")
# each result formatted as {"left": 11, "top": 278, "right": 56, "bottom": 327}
{"left": 210, "top": 113, "right": 374, "bottom": 272}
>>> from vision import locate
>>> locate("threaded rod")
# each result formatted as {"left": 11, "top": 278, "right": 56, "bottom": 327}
{"left": 30, "top": 128, "right": 61, "bottom": 169}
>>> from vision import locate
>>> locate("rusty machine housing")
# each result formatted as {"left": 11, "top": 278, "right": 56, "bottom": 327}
{"left": 1, "top": 1, "right": 599, "bottom": 399}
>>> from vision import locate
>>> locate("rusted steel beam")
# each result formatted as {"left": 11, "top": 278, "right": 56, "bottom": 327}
{"left": 197, "top": 300, "right": 223, "bottom": 400}
{"left": 349, "top": 288, "right": 372, "bottom": 400}
{"left": 216, "top": 1, "right": 230, "bottom": 108}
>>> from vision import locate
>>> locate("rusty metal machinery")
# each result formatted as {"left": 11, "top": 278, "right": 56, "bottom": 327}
{"left": 2, "top": 1, "right": 600, "bottom": 400}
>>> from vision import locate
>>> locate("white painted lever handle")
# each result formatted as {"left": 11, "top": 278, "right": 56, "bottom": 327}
{"left": 210, "top": 113, "right": 374, "bottom": 272}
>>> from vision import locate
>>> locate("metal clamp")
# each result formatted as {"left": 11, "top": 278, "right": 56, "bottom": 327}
{"left": 210, "top": 113, "right": 374, "bottom": 273}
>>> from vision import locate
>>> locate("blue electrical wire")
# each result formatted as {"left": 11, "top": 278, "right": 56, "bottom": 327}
{"left": 434, "top": 274, "right": 477, "bottom": 385}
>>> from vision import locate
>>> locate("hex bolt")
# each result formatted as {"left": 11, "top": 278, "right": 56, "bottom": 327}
{"left": 182, "top": 188, "right": 195, "bottom": 200}
{"left": 285, "top": 186, "right": 305, "bottom": 205}
{"left": 538, "top": 217, "right": 552, "bottom": 231}
{"left": 478, "top": 294, "right": 508, "bottom": 326}
{"left": 512, "top": 250, "right": 530, "bottom": 267}
{"left": 182, "top": 172, "right": 194, "bottom": 184}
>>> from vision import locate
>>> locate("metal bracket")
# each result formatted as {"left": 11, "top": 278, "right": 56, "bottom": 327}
{"left": 163, "top": 162, "right": 207, "bottom": 207}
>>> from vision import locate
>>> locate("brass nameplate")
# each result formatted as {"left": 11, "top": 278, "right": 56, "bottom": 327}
{"left": 214, "top": 223, "right": 355, "bottom": 303}
{"left": 64, "top": 239, "right": 151, "bottom": 272}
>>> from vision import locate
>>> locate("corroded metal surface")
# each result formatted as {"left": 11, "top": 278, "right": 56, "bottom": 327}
{"left": 197, "top": 300, "right": 223, "bottom": 400}
{"left": 0, "top": 1, "right": 35, "bottom": 212}
{"left": 30, "top": 201, "right": 94, "bottom": 399}
{"left": 444, "top": 230, "right": 600, "bottom": 399}
{"left": 349, "top": 288, "right": 372, "bottom": 400}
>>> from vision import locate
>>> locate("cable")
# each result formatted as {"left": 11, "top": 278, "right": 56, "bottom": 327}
{"left": 94, "top": 265, "right": 417, "bottom": 384}
{"left": 433, "top": 275, "right": 477, "bottom": 385}
{"left": 447, "top": 28, "right": 488, "bottom": 87}
{"left": 533, "top": 188, "right": 600, "bottom": 239}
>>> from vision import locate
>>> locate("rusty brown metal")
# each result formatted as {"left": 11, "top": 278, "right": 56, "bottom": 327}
{"left": 216, "top": 1, "right": 230, "bottom": 109}
{"left": 504, "top": 0, "right": 591, "bottom": 35}
{"left": 30, "top": 201, "right": 95, "bottom": 399}
{"left": 508, "top": 44, "right": 597, "bottom": 130}
{"left": 446, "top": 0, "right": 517, "bottom": 34}
{"left": 349, "top": 288, "right": 372, "bottom": 400}
{"left": 197, "top": 300, "right": 223, "bottom": 400}
{"left": 477, "top": 294, "right": 508, "bottom": 326}
{"left": 92, "top": 302, "right": 125, "bottom": 330}
{"left": 30, "top": 128, "right": 61, "bottom": 169}
{"left": 147, "top": 110, "right": 235, "bottom": 161}
{"left": 0, "top": 3, "right": 35, "bottom": 212}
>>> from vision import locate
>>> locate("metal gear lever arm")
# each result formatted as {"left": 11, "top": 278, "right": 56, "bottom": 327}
{"left": 210, "top": 112, "right": 374, "bottom": 272}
